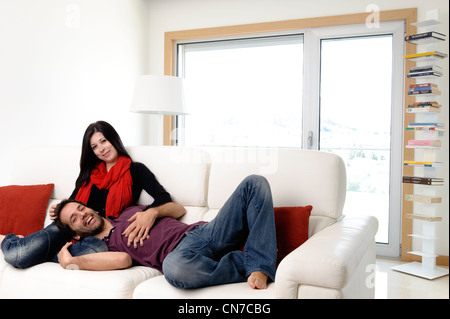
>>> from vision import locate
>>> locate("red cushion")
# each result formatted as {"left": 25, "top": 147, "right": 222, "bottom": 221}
{"left": 274, "top": 205, "right": 312, "bottom": 265}
{"left": 0, "top": 184, "right": 53, "bottom": 236}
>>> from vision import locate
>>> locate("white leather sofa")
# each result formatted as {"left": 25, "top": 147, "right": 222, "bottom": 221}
{"left": 0, "top": 145, "right": 378, "bottom": 299}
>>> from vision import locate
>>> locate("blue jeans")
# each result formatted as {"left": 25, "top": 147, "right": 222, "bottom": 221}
{"left": 162, "top": 175, "right": 277, "bottom": 289}
{"left": 1, "top": 223, "right": 108, "bottom": 269}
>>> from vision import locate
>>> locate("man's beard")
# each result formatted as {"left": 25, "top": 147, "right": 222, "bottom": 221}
{"left": 77, "top": 215, "right": 105, "bottom": 239}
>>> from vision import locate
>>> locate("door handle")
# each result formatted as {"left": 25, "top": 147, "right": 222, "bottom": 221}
{"left": 307, "top": 131, "right": 313, "bottom": 149}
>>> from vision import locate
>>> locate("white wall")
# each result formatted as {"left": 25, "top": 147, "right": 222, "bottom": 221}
{"left": 146, "top": 0, "right": 449, "bottom": 257}
{"left": 0, "top": 0, "right": 150, "bottom": 185}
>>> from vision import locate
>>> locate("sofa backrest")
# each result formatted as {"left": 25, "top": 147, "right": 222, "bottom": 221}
{"left": 127, "top": 146, "right": 209, "bottom": 207}
{"left": 205, "top": 147, "right": 346, "bottom": 220}
{"left": 10, "top": 146, "right": 346, "bottom": 232}
{"left": 10, "top": 146, "right": 210, "bottom": 208}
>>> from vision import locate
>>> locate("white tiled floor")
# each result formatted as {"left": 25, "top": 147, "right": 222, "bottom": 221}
{"left": 375, "top": 258, "right": 449, "bottom": 299}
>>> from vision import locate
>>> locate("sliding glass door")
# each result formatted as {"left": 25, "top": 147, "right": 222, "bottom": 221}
{"left": 319, "top": 35, "right": 395, "bottom": 246}
{"left": 310, "top": 21, "right": 404, "bottom": 257}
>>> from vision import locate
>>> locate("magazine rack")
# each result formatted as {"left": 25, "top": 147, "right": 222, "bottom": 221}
{"left": 393, "top": 9, "right": 448, "bottom": 279}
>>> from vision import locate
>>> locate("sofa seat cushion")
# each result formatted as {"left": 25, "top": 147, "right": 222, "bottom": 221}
{"left": 177, "top": 206, "right": 208, "bottom": 225}
{"left": 0, "top": 251, "right": 8, "bottom": 277}
{"left": 133, "top": 275, "right": 275, "bottom": 299}
{"left": 0, "top": 261, "right": 161, "bottom": 299}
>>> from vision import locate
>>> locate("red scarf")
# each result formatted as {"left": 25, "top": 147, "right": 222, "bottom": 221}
{"left": 76, "top": 156, "right": 133, "bottom": 217}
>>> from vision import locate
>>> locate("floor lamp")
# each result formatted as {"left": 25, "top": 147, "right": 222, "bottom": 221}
{"left": 130, "top": 75, "right": 186, "bottom": 145}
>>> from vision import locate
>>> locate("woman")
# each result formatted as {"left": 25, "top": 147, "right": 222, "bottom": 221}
{"left": 1, "top": 121, "right": 184, "bottom": 268}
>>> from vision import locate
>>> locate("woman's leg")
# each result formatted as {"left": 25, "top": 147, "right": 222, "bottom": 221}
{"left": 1, "top": 223, "right": 69, "bottom": 268}
{"left": 2, "top": 223, "right": 109, "bottom": 268}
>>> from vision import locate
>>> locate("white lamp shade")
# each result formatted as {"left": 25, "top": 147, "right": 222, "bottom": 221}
{"left": 130, "top": 75, "right": 187, "bottom": 115}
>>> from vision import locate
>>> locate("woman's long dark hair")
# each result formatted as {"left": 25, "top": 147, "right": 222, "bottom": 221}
{"left": 75, "top": 121, "right": 131, "bottom": 189}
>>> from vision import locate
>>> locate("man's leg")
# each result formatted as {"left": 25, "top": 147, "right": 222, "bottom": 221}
{"left": 163, "top": 175, "right": 277, "bottom": 289}
{"left": 205, "top": 174, "right": 277, "bottom": 281}
{"left": 163, "top": 231, "right": 247, "bottom": 289}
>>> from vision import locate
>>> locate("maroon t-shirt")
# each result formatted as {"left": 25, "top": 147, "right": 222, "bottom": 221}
{"left": 103, "top": 205, "right": 205, "bottom": 273}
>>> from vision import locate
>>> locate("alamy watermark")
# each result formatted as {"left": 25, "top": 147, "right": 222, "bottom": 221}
{"left": 365, "top": 4, "right": 380, "bottom": 29}
{"left": 65, "top": 3, "right": 80, "bottom": 29}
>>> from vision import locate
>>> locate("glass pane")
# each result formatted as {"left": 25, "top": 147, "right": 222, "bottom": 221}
{"left": 179, "top": 35, "right": 303, "bottom": 147}
{"left": 319, "top": 35, "right": 393, "bottom": 244}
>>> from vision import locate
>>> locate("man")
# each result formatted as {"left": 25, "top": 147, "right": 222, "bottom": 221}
{"left": 54, "top": 175, "right": 277, "bottom": 290}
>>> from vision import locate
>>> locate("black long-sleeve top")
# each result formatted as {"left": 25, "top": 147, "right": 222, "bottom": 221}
{"left": 69, "top": 162, "right": 172, "bottom": 218}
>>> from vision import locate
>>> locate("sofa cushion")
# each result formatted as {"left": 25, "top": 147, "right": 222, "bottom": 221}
{"left": 0, "top": 184, "right": 53, "bottom": 236}
{"left": 0, "top": 261, "right": 161, "bottom": 299}
{"left": 0, "top": 251, "right": 8, "bottom": 277}
{"left": 177, "top": 206, "right": 208, "bottom": 225}
{"left": 275, "top": 206, "right": 311, "bottom": 264}
{"left": 133, "top": 275, "right": 275, "bottom": 299}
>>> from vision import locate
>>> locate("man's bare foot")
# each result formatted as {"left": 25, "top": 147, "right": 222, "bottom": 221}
{"left": 247, "top": 271, "right": 268, "bottom": 289}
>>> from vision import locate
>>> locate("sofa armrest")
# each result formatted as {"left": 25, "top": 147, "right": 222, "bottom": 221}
{"left": 275, "top": 215, "right": 378, "bottom": 298}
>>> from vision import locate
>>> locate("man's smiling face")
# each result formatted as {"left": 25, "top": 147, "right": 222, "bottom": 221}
{"left": 60, "top": 202, "right": 105, "bottom": 239}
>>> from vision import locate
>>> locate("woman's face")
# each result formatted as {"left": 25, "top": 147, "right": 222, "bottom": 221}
{"left": 90, "top": 132, "right": 119, "bottom": 170}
